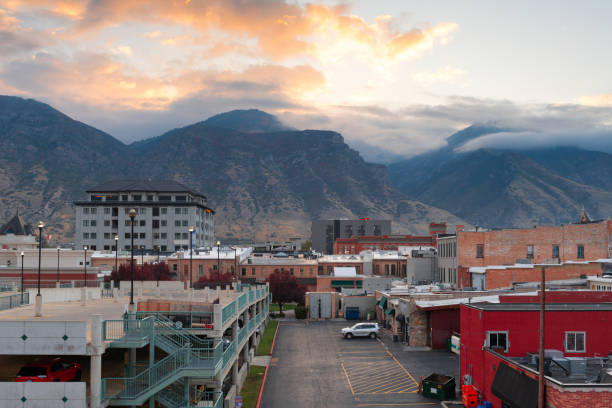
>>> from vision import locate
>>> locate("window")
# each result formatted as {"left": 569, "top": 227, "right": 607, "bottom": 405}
{"left": 385, "top": 264, "right": 389, "bottom": 275}
{"left": 153, "top": 207, "right": 159, "bottom": 216}
{"left": 139, "top": 233, "right": 145, "bottom": 239}
{"left": 125, "top": 220, "right": 131, "bottom": 227}
{"left": 104, "top": 208, "right": 111, "bottom": 215}
{"left": 552, "top": 245, "right": 559, "bottom": 258}
{"left": 90, "top": 220, "right": 97, "bottom": 227}
{"left": 182, "top": 208, "right": 188, "bottom": 215}
{"left": 565, "top": 332, "right": 585, "bottom": 353}
{"left": 91, "top": 208, "right": 97, "bottom": 214}
{"left": 83, "top": 220, "right": 89, "bottom": 227}
{"left": 175, "top": 220, "right": 181, "bottom": 227}
{"left": 161, "top": 220, "right": 167, "bottom": 227}
{"left": 182, "top": 220, "right": 188, "bottom": 227}
{"left": 83, "top": 232, "right": 89, "bottom": 239}
{"left": 487, "top": 331, "right": 508, "bottom": 352}
{"left": 161, "top": 245, "right": 167, "bottom": 251}
{"left": 147, "top": 195, "right": 154, "bottom": 201}
{"left": 161, "top": 233, "right": 167, "bottom": 239}
{"left": 104, "top": 220, "right": 110, "bottom": 227}
{"left": 176, "top": 195, "right": 187, "bottom": 202}
{"left": 161, "top": 208, "right": 168, "bottom": 215}
{"left": 173, "top": 264, "right": 178, "bottom": 272}
{"left": 104, "top": 245, "right": 110, "bottom": 250}
{"left": 139, "top": 220, "right": 146, "bottom": 227}
{"left": 153, "top": 232, "right": 159, "bottom": 239}
{"left": 198, "top": 264, "right": 203, "bottom": 277}
{"left": 152, "top": 220, "right": 159, "bottom": 229}
{"left": 121, "top": 195, "right": 128, "bottom": 201}
{"left": 107, "top": 195, "right": 118, "bottom": 201}
{"left": 526, "top": 245, "right": 534, "bottom": 259}
{"left": 476, "top": 244, "right": 484, "bottom": 258}
{"left": 251, "top": 267, "right": 256, "bottom": 275}
{"left": 181, "top": 233, "right": 188, "bottom": 239}
{"left": 327, "top": 265, "right": 332, "bottom": 274}
{"left": 375, "top": 264, "right": 380, "bottom": 274}
{"left": 83, "top": 207, "right": 89, "bottom": 214}
{"left": 90, "top": 233, "right": 97, "bottom": 239}
{"left": 242, "top": 267, "right": 246, "bottom": 276}
{"left": 139, "top": 208, "right": 146, "bottom": 215}
{"left": 577, "top": 245, "right": 584, "bottom": 259}
{"left": 175, "top": 208, "right": 181, "bottom": 215}
{"left": 133, "top": 195, "right": 142, "bottom": 201}
{"left": 175, "top": 233, "right": 181, "bottom": 239}
{"left": 125, "top": 233, "right": 130, "bottom": 239}
{"left": 159, "top": 196, "right": 171, "bottom": 202}
{"left": 104, "top": 233, "right": 110, "bottom": 239}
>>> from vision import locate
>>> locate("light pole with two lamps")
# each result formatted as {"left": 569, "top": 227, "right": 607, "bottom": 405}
{"left": 20, "top": 251, "right": 24, "bottom": 305}
{"left": 216, "top": 240, "right": 221, "bottom": 281}
{"left": 128, "top": 209, "right": 136, "bottom": 307}
{"left": 56, "top": 246, "right": 60, "bottom": 286}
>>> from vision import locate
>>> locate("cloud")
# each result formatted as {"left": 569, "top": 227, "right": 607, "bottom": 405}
{"left": 413, "top": 66, "right": 465, "bottom": 86}
{"left": 0, "top": 8, "right": 42, "bottom": 55}
{"left": 578, "top": 94, "right": 612, "bottom": 107}
{"left": 3, "top": 0, "right": 457, "bottom": 61}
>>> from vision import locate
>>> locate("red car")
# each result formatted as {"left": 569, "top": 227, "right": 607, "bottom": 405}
{"left": 15, "top": 360, "right": 82, "bottom": 382}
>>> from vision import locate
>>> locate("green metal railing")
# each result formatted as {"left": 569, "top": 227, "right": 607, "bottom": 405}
{"left": 238, "top": 293, "right": 247, "bottom": 310}
{"left": 222, "top": 340, "right": 236, "bottom": 370}
{"left": 102, "top": 316, "right": 154, "bottom": 342}
{"left": 102, "top": 343, "right": 222, "bottom": 402}
{"left": 248, "top": 318, "right": 254, "bottom": 334}
{"left": 222, "top": 301, "right": 236, "bottom": 326}
{"left": 248, "top": 290, "right": 254, "bottom": 303}
{"left": 137, "top": 311, "right": 213, "bottom": 329}
{"left": 237, "top": 326, "right": 246, "bottom": 346}
{"left": 157, "top": 383, "right": 223, "bottom": 408}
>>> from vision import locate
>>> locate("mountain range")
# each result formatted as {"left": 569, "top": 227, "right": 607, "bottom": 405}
{"left": 388, "top": 125, "right": 612, "bottom": 228}
{"left": 0, "top": 95, "right": 462, "bottom": 242}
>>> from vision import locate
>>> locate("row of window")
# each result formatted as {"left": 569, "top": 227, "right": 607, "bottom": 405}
{"left": 475, "top": 244, "right": 584, "bottom": 259}
{"left": 83, "top": 219, "right": 212, "bottom": 230}
{"left": 83, "top": 207, "right": 210, "bottom": 217}
{"left": 439, "top": 267, "right": 457, "bottom": 283}
{"left": 240, "top": 267, "right": 315, "bottom": 277}
{"left": 83, "top": 232, "right": 211, "bottom": 241}
{"left": 438, "top": 241, "right": 456, "bottom": 258}
{"left": 487, "top": 331, "right": 585, "bottom": 353}
{"left": 90, "top": 194, "right": 190, "bottom": 202}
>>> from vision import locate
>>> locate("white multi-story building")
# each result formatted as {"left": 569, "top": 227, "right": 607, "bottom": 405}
{"left": 74, "top": 180, "right": 215, "bottom": 252}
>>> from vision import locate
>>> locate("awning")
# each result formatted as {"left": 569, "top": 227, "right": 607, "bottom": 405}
{"left": 385, "top": 308, "right": 395, "bottom": 316}
{"left": 378, "top": 297, "right": 387, "bottom": 309}
{"left": 491, "top": 363, "right": 538, "bottom": 408}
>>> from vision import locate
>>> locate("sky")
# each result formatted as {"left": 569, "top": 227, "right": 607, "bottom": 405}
{"left": 1, "top": 0, "right": 612, "bottom": 162}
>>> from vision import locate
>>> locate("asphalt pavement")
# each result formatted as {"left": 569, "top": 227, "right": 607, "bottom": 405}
{"left": 260, "top": 320, "right": 460, "bottom": 408}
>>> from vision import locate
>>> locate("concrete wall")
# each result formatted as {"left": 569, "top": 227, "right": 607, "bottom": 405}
{"left": 362, "top": 276, "right": 392, "bottom": 294}
{"left": 26, "top": 288, "right": 100, "bottom": 304}
{"left": 406, "top": 257, "right": 436, "bottom": 285}
{"left": 0, "top": 382, "right": 86, "bottom": 408}
{"left": 0, "top": 321, "right": 87, "bottom": 355}
{"left": 341, "top": 295, "right": 377, "bottom": 319}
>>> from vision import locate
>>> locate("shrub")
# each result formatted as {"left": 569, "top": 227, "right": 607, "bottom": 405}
{"left": 295, "top": 305, "right": 308, "bottom": 319}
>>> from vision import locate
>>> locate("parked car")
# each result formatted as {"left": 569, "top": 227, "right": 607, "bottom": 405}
{"left": 341, "top": 323, "right": 379, "bottom": 339}
{"left": 15, "top": 360, "right": 82, "bottom": 382}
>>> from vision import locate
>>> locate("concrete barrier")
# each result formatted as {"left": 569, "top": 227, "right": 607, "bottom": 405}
{"left": 26, "top": 287, "right": 101, "bottom": 304}
{"left": 0, "top": 382, "right": 86, "bottom": 407}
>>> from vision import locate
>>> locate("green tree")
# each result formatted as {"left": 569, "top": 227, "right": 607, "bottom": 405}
{"left": 301, "top": 240, "right": 312, "bottom": 251}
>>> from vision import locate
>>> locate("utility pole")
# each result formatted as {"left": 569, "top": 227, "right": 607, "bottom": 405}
{"left": 538, "top": 267, "right": 546, "bottom": 408}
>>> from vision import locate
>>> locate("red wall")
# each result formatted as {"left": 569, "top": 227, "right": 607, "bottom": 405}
{"left": 430, "top": 308, "right": 460, "bottom": 349}
{"left": 499, "top": 290, "right": 612, "bottom": 303}
{"left": 460, "top": 303, "right": 612, "bottom": 401}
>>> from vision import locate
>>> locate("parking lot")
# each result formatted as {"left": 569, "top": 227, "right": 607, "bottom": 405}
{"left": 260, "top": 320, "right": 459, "bottom": 408}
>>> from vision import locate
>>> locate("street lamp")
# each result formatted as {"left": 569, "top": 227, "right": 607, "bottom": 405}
{"left": 140, "top": 245, "right": 145, "bottom": 279}
{"left": 83, "top": 245, "right": 88, "bottom": 288}
{"left": 188, "top": 226, "right": 194, "bottom": 288}
{"left": 129, "top": 209, "right": 136, "bottom": 305}
{"left": 56, "top": 247, "right": 60, "bottom": 284}
{"left": 37, "top": 221, "right": 43, "bottom": 296}
{"left": 114, "top": 235, "right": 119, "bottom": 277}
{"left": 232, "top": 246, "right": 237, "bottom": 281}
{"left": 20, "top": 251, "right": 24, "bottom": 304}
{"left": 216, "top": 240, "right": 221, "bottom": 281}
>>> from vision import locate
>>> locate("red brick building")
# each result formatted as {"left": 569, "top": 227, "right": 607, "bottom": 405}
{"left": 460, "top": 291, "right": 612, "bottom": 407}
{"left": 333, "top": 222, "right": 445, "bottom": 254}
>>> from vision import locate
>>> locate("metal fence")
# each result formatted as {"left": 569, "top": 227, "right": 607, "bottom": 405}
{"left": 0, "top": 292, "right": 29, "bottom": 311}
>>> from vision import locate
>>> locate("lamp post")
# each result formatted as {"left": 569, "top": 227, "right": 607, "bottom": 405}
{"left": 56, "top": 246, "right": 60, "bottom": 285}
{"left": 35, "top": 221, "right": 43, "bottom": 317}
{"left": 216, "top": 240, "right": 221, "bottom": 281}
{"left": 37, "top": 221, "right": 43, "bottom": 295}
{"left": 129, "top": 209, "right": 136, "bottom": 305}
{"left": 20, "top": 251, "right": 24, "bottom": 305}
{"left": 114, "top": 235, "right": 119, "bottom": 277}
{"left": 156, "top": 245, "right": 160, "bottom": 264}
{"left": 188, "top": 226, "right": 194, "bottom": 288}
{"left": 83, "top": 246, "right": 88, "bottom": 288}
{"left": 233, "top": 247, "right": 237, "bottom": 281}
{"left": 140, "top": 245, "right": 145, "bottom": 280}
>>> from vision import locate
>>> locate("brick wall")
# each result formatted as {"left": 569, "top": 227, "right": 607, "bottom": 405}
{"left": 458, "top": 221, "right": 610, "bottom": 268}
{"left": 484, "top": 262, "right": 602, "bottom": 290}
{"left": 547, "top": 383, "right": 612, "bottom": 408}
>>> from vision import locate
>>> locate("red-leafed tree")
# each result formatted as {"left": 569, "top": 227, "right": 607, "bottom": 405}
{"left": 109, "top": 262, "right": 173, "bottom": 283}
{"left": 193, "top": 269, "right": 235, "bottom": 289}
{"left": 267, "top": 269, "right": 306, "bottom": 313}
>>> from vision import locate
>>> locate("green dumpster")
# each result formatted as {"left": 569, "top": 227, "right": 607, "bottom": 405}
{"left": 422, "top": 373, "right": 456, "bottom": 400}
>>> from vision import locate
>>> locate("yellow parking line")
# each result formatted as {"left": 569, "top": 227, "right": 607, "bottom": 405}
{"left": 352, "top": 375, "right": 406, "bottom": 391}
{"left": 386, "top": 350, "right": 419, "bottom": 385}
{"left": 374, "top": 379, "right": 417, "bottom": 393}
{"left": 382, "top": 383, "right": 420, "bottom": 394}
{"left": 340, "top": 362, "right": 355, "bottom": 395}
{"left": 355, "top": 378, "right": 407, "bottom": 393}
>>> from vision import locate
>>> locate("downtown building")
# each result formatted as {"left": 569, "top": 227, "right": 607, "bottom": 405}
{"left": 311, "top": 218, "right": 391, "bottom": 254}
{"left": 74, "top": 180, "right": 215, "bottom": 252}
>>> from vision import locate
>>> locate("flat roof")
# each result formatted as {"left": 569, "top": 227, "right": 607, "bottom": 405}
{"left": 87, "top": 179, "right": 205, "bottom": 198}
{"left": 465, "top": 302, "right": 612, "bottom": 311}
